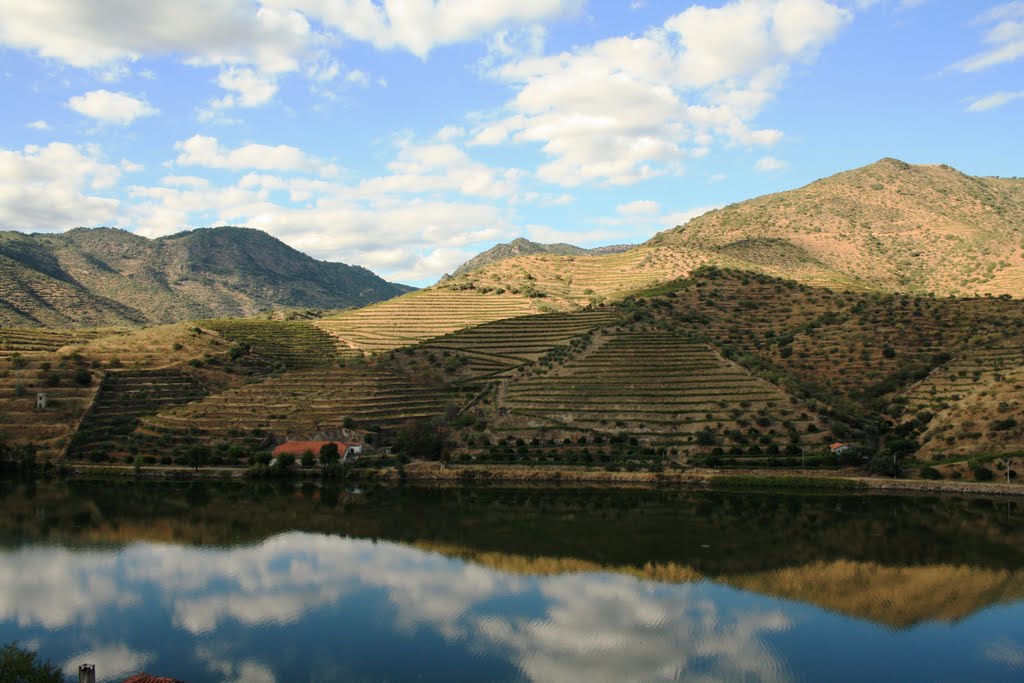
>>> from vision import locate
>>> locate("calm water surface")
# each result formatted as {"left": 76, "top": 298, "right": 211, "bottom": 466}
{"left": 1, "top": 479, "right": 1023, "bottom": 682}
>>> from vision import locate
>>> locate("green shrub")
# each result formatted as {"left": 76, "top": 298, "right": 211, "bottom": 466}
{"left": 696, "top": 427, "right": 717, "bottom": 446}
{"left": 972, "top": 464, "right": 994, "bottom": 481}
{"left": 990, "top": 418, "right": 1017, "bottom": 431}
{"left": 867, "top": 453, "right": 901, "bottom": 477}
{"left": 919, "top": 465, "right": 941, "bottom": 480}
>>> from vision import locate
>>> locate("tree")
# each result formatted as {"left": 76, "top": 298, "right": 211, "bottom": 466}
{"left": 696, "top": 427, "right": 717, "bottom": 446}
{"left": 0, "top": 643, "right": 65, "bottom": 683}
{"left": 186, "top": 444, "right": 209, "bottom": 473}
{"left": 277, "top": 452, "right": 296, "bottom": 470}
{"left": 395, "top": 420, "right": 445, "bottom": 460}
{"left": 301, "top": 449, "right": 315, "bottom": 468}
{"left": 319, "top": 442, "right": 340, "bottom": 466}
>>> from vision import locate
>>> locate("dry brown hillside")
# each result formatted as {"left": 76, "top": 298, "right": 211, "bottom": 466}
{"left": 651, "top": 158, "right": 1024, "bottom": 296}
{"left": 442, "top": 159, "right": 1024, "bottom": 304}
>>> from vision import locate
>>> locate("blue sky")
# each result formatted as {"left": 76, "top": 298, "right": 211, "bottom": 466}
{"left": 0, "top": 1, "right": 1022, "bottom": 285}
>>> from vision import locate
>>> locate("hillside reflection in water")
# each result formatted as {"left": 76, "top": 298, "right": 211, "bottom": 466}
{"left": 0, "top": 479, "right": 1022, "bottom": 682}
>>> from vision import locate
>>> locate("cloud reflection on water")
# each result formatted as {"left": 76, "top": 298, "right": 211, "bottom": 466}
{"left": 61, "top": 644, "right": 151, "bottom": 682}
{"left": 2, "top": 532, "right": 794, "bottom": 682}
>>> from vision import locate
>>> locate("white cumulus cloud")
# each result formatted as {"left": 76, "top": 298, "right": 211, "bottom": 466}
{"left": 0, "top": 2, "right": 315, "bottom": 109}
{"left": 67, "top": 90, "right": 158, "bottom": 125}
{"left": 0, "top": 1, "right": 312, "bottom": 71}
{"left": 173, "top": 134, "right": 336, "bottom": 176}
{"left": 264, "top": 0, "right": 583, "bottom": 58}
{"left": 755, "top": 155, "right": 789, "bottom": 171}
{"left": 617, "top": 200, "right": 661, "bottom": 215}
{"left": 476, "top": 0, "right": 850, "bottom": 186}
{"left": 0, "top": 142, "right": 121, "bottom": 230}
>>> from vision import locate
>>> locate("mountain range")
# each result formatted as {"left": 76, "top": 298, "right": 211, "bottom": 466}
{"left": 2, "top": 158, "right": 1022, "bottom": 330}
{"left": 0, "top": 226, "right": 412, "bottom": 327}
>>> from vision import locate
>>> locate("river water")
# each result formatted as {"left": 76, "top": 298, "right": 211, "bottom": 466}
{"left": 1, "top": 478, "right": 1022, "bottom": 682}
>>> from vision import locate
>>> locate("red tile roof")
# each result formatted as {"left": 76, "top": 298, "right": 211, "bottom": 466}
{"left": 830, "top": 442, "right": 846, "bottom": 450}
{"left": 272, "top": 440, "right": 355, "bottom": 457}
{"left": 122, "top": 675, "right": 186, "bottom": 683}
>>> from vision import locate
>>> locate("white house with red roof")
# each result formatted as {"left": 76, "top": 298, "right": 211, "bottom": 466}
{"left": 272, "top": 440, "right": 362, "bottom": 462}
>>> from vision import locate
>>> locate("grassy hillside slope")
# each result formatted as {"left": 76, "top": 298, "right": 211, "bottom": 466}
{"left": 0, "top": 226, "right": 411, "bottom": 327}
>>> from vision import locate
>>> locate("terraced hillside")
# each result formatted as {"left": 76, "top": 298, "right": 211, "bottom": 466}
{"left": 0, "top": 351, "right": 101, "bottom": 459}
{"left": 5, "top": 254, "right": 1024, "bottom": 473}
{"left": 0, "top": 324, "right": 253, "bottom": 459}
{"left": 417, "top": 309, "right": 622, "bottom": 385}
{"left": 901, "top": 336, "right": 1024, "bottom": 419}
{"left": 0, "top": 328, "right": 101, "bottom": 354}
{"left": 137, "top": 367, "right": 463, "bottom": 449}
{"left": 438, "top": 245, "right": 708, "bottom": 308}
{"left": 437, "top": 268, "right": 1024, "bottom": 471}
{"left": 899, "top": 336, "right": 1024, "bottom": 461}
{"left": 475, "top": 330, "right": 829, "bottom": 467}
{"left": 627, "top": 271, "right": 1022, "bottom": 396}
{"left": 316, "top": 290, "right": 541, "bottom": 352}
{"left": 638, "top": 269, "right": 1024, "bottom": 461}
{"left": 202, "top": 319, "right": 357, "bottom": 368}
{"left": 67, "top": 369, "right": 208, "bottom": 463}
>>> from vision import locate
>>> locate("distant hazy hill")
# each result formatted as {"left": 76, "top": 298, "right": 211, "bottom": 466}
{"left": 0, "top": 226, "right": 412, "bottom": 327}
{"left": 450, "top": 237, "right": 634, "bottom": 278}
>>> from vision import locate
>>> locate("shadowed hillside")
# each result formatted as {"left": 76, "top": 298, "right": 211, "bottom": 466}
{"left": 446, "top": 267, "right": 1024, "bottom": 470}
{"left": 0, "top": 226, "right": 412, "bottom": 327}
